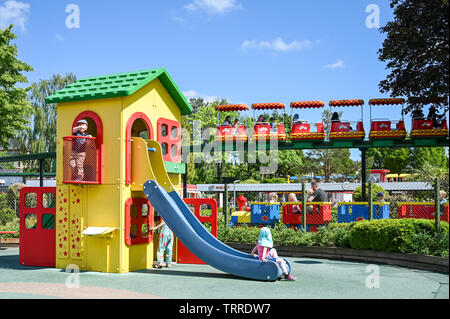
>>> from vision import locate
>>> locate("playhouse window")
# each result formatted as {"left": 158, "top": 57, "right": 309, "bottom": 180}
{"left": 63, "top": 112, "right": 103, "bottom": 185}
{"left": 125, "top": 198, "right": 153, "bottom": 246}
{"left": 126, "top": 113, "right": 154, "bottom": 185}
{"left": 157, "top": 118, "right": 181, "bottom": 162}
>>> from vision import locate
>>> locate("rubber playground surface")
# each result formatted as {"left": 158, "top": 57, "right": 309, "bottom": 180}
{"left": 0, "top": 247, "right": 448, "bottom": 300}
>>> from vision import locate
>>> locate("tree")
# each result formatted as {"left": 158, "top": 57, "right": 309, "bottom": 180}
{"left": 15, "top": 73, "right": 77, "bottom": 172}
{"left": 410, "top": 147, "right": 448, "bottom": 170}
{"left": 0, "top": 25, "right": 34, "bottom": 149}
{"left": 382, "top": 148, "right": 411, "bottom": 174}
{"left": 378, "top": 0, "right": 449, "bottom": 113}
{"left": 303, "top": 109, "right": 358, "bottom": 182}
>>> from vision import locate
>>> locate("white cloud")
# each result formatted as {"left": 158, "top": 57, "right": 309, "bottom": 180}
{"left": 241, "top": 37, "right": 319, "bottom": 53}
{"left": 56, "top": 33, "right": 64, "bottom": 42}
{"left": 183, "top": 90, "right": 220, "bottom": 103}
{"left": 0, "top": 0, "right": 30, "bottom": 32}
{"left": 185, "top": 0, "right": 242, "bottom": 15}
{"left": 323, "top": 59, "right": 345, "bottom": 69}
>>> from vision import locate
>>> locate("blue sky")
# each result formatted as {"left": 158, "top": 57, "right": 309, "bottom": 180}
{"left": 2, "top": 0, "right": 411, "bottom": 160}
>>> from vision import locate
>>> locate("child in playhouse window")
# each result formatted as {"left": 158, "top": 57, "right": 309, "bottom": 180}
{"left": 70, "top": 119, "right": 92, "bottom": 181}
{"left": 251, "top": 227, "right": 296, "bottom": 281}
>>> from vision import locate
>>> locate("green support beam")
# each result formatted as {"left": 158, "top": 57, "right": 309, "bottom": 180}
{"left": 187, "top": 138, "right": 449, "bottom": 152}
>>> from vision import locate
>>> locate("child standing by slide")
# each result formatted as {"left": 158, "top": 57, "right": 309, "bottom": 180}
{"left": 150, "top": 219, "right": 174, "bottom": 268}
{"left": 251, "top": 227, "right": 296, "bottom": 281}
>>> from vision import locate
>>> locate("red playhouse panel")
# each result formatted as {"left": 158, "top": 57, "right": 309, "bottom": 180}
{"left": 397, "top": 203, "right": 449, "bottom": 222}
{"left": 157, "top": 118, "right": 181, "bottom": 163}
{"left": 19, "top": 187, "right": 56, "bottom": 267}
{"left": 125, "top": 198, "right": 154, "bottom": 246}
{"left": 177, "top": 198, "right": 218, "bottom": 264}
{"left": 282, "top": 203, "right": 332, "bottom": 231}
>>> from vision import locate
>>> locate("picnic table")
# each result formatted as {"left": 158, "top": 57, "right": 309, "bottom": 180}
{"left": 0, "top": 231, "right": 17, "bottom": 249}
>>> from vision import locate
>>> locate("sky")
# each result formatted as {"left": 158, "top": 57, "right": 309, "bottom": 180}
{"left": 1, "top": 0, "right": 416, "bottom": 160}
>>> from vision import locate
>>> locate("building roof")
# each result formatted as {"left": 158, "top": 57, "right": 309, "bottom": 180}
{"left": 45, "top": 68, "right": 193, "bottom": 115}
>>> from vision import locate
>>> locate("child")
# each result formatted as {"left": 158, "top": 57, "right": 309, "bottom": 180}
{"left": 268, "top": 192, "right": 278, "bottom": 203}
{"left": 150, "top": 218, "right": 174, "bottom": 268}
{"left": 251, "top": 227, "right": 296, "bottom": 281}
{"left": 288, "top": 193, "right": 300, "bottom": 214}
{"left": 70, "top": 119, "right": 92, "bottom": 181}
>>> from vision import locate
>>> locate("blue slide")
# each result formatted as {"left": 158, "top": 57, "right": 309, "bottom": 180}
{"left": 143, "top": 179, "right": 290, "bottom": 281}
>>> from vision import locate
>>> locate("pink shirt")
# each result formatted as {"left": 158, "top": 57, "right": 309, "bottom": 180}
{"left": 257, "top": 244, "right": 271, "bottom": 260}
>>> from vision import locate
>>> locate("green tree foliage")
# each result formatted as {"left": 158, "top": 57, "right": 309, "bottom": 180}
{"left": 378, "top": 0, "right": 449, "bottom": 113}
{"left": 16, "top": 73, "right": 77, "bottom": 172}
{"left": 0, "top": 25, "right": 33, "bottom": 149}
{"left": 410, "top": 147, "right": 447, "bottom": 170}
{"left": 382, "top": 148, "right": 411, "bottom": 174}
{"left": 303, "top": 110, "right": 358, "bottom": 182}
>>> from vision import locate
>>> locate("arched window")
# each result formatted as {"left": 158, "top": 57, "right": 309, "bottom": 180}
{"left": 62, "top": 111, "right": 103, "bottom": 184}
{"left": 126, "top": 113, "right": 154, "bottom": 185}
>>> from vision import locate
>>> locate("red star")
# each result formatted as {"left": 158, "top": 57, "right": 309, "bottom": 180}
{"left": 63, "top": 236, "right": 67, "bottom": 241}
{"left": 72, "top": 244, "right": 76, "bottom": 249}
{"left": 72, "top": 219, "right": 76, "bottom": 225}
{"left": 64, "top": 251, "right": 68, "bottom": 256}
{"left": 76, "top": 237, "right": 80, "bottom": 242}
{"left": 64, "top": 217, "right": 68, "bottom": 222}
{"left": 64, "top": 198, "right": 67, "bottom": 203}
{"left": 76, "top": 198, "right": 81, "bottom": 204}
{"left": 59, "top": 219, "right": 63, "bottom": 224}
{"left": 77, "top": 252, "right": 81, "bottom": 257}
{"left": 59, "top": 244, "right": 63, "bottom": 248}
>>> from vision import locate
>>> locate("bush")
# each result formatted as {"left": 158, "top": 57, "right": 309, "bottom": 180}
{"left": 348, "top": 219, "right": 449, "bottom": 255}
{"left": 217, "top": 215, "right": 449, "bottom": 257}
{"left": 0, "top": 217, "right": 19, "bottom": 238}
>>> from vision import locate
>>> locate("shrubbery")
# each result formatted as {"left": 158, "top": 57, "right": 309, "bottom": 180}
{"left": 218, "top": 216, "right": 449, "bottom": 258}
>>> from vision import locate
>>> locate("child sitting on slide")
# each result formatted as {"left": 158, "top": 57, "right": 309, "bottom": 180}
{"left": 251, "top": 227, "right": 296, "bottom": 281}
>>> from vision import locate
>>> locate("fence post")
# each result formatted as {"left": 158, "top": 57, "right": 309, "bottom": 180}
{"left": 434, "top": 178, "right": 440, "bottom": 232}
{"left": 302, "top": 183, "right": 307, "bottom": 232}
{"left": 368, "top": 181, "right": 373, "bottom": 221}
{"left": 224, "top": 184, "right": 229, "bottom": 226}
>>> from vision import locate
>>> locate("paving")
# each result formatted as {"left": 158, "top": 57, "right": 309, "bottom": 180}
{"left": 0, "top": 247, "right": 448, "bottom": 299}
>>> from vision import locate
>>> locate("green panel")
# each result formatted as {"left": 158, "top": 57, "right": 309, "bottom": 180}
{"left": 45, "top": 68, "right": 193, "bottom": 115}
{"left": 164, "top": 161, "right": 186, "bottom": 174}
{"left": 330, "top": 140, "right": 354, "bottom": 148}
{"left": 413, "top": 139, "right": 437, "bottom": 146}
{"left": 371, "top": 140, "right": 394, "bottom": 147}
{"left": 292, "top": 141, "right": 314, "bottom": 149}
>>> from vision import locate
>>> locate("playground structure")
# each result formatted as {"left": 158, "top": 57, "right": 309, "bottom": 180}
{"left": 0, "top": 66, "right": 446, "bottom": 280}
{"left": 16, "top": 68, "right": 292, "bottom": 281}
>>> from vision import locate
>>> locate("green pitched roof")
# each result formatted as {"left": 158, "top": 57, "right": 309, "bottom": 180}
{"left": 45, "top": 68, "right": 192, "bottom": 115}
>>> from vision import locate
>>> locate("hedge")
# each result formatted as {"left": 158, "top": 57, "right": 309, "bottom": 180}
{"left": 218, "top": 218, "right": 449, "bottom": 258}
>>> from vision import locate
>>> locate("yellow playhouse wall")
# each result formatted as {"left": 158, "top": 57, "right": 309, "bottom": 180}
{"left": 55, "top": 78, "right": 184, "bottom": 273}
{"left": 122, "top": 78, "right": 182, "bottom": 269}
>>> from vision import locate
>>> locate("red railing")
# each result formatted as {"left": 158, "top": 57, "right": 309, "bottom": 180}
{"left": 63, "top": 136, "right": 100, "bottom": 184}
